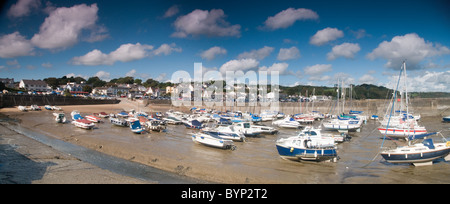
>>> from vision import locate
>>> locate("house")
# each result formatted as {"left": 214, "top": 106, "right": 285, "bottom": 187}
{"left": 19, "top": 79, "right": 52, "bottom": 92}
{"left": 0, "top": 78, "right": 15, "bottom": 88}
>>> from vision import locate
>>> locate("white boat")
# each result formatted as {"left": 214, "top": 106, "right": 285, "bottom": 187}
{"left": 381, "top": 133, "right": 450, "bottom": 166}
{"left": 276, "top": 127, "right": 338, "bottom": 162}
{"left": 322, "top": 116, "right": 362, "bottom": 133}
{"left": 72, "top": 119, "right": 95, "bottom": 129}
{"left": 52, "top": 106, "right": 62, "bottom": 111}
{"left": 444, "top": 116, "right": 450, "bottom": 122}
{"left": 44, "top": 105, "right": 53, "bottom": 110}
{"left": 110, "top": 117, "right": 128, "bottom": 127}
{"left": 18, "top": 105, "right": 27, "bottom": 111}
{"left": 85, "top": 115, "right": 101, "bottom": 123}
{"left": 71, "top": 110, "right": 81, "bottom": 120}
{"left": 191, "top": 132, "right": 236, "bottom": 150}
{"left": 130, "top": 120, "right": 145, "bottom": 134}
{"left": 162, "top": 116, "right": 183, "bottom": 125}
{"left": 30, "top": 104, "right": 41, "bottom": 111}
{"left": 202, "top": 125, "right": 246, "bottom": 142}
{"left": 145, "top": 120, "right": 167, "bottom": 132}
{"left": 52, "top": 112, "right": 66, "bottom": 123}
{"left": 239, "top": 123, "right": 278, "bottom": 135}
{"left": 272, "top": 116, "right": 302, "bottom": 129}
{"left": 260, "top": 110, "right": 278, "bottom": 121}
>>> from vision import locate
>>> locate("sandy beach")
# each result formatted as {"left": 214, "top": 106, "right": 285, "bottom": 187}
{"left": 1, "top": 99, "right": 450, "bottom": 184}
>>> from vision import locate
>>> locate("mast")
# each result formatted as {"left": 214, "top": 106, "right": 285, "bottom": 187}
{"left": 403, "top": 61, "right": 409, "bottom": 116}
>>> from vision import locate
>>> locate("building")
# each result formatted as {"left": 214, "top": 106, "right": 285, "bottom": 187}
{"left": 0, "top": 78, "right": 15, "bottom": 88}
{"left": 19, "top": 79, "right": 52, "bottom": 92}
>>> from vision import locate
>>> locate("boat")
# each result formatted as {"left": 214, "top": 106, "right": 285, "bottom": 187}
{"left": 30, "top": 104, "right": 41, "bottom": 111}
{"left": 276, "top": 127, "right": 338, "bottom": 162}
{"left": 44, "top": 105, "right": 53, "bottom": 110}
{"left": 381, "top": 132, "right": 450, "bottom": 166}
{"left": 72, "top": 119, "right": 95, "bottom": 129}
{"left": 86, "top": 115, "right": 102, "bottom": 123}
{"left": 293, "top": 113, "right": 315, "bottom": 123}
{"left": 110, "top": 117, "right": 128, "bottom": 127}
{"left": 443, "top": 116, "right": 450, "bottom": 123}
{"left": 162, "top": 116, "right": 183, "bottom": 125}
{"left": 183, "top": 119, "right": 204, "bottom": 129}
{"left": 145, "top": 120, "right": 167, "bottom": 132}
{"left": 130, "top": 120, "right": 145, "bottom": 134}
{"left": 18, "top": 105, "right": 27, "bottom": 111}
{"left": 116, "top": 111, "right": 129, "bottom": 117}
{"left": 378, "top": 124, "right": 427, "bottom": 139}
{"left": 52, "top": 112, "right": 66, "bottom": 123}
{"left": 231, "top": 122, "right": 262, "bottom": 137}
{"left": 202, "top": 125, "right": 246, "bottom": 142}
{"left": 323, "top": 116, "right": 363, "bottom": 133}
{"left": 260, "top": 110, "right": 278, "bottom": 121}
{"left": 272, "top": 116, "right": 302, "bottom": 129}
{"left": 52, "top": 106, "right": 62, "bottom": 111}
{"left": 191, "top": 132, "right": 236, "bottom": 150}
{"left": 97, "top": 112, "right": 109, "bottom": 118}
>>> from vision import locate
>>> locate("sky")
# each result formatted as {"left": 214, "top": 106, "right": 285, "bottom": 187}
{"left": 1, "top": 0, "right": 450, "bottom": 92}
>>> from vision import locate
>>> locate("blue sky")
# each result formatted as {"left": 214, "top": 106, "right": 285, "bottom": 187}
{"left": 1, "top": 0, "right": 450, "bottom": 92}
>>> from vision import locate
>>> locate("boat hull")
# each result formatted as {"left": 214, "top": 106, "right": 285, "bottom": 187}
{"left": 381, "top": 147, "right": 450, "bottom": 165}
{"left": 443, "top": 116, "right": 450, "bottom": 122}
{"left": 378, "top": 127, "right": 427, "bottom": 138}
{"left": 276, "top": 144, "right": 337, "bottom": 162}
{"left": 192, "top": 135, "right": 235, "bottom": 150}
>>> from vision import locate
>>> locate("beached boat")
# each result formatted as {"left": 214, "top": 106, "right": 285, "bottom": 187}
{"left": 163, "top": 116, "right": 183, "bottom": 125}
{"left": 381, "top": 133, "right": 450, "bottom": 166}
{"left": 145, "top": 120, "right": 167, "bottom": 132}
{"left": 272, "top": 116, "right": 302, "bottom": 129}
{"left": 276, "top": 128, "right": 338, "bottom": 162}
{"left": 322, "top": 116, "right": 363, "bottom": 133}
{"left": 52, "top": 112, "right": 66, "bottom": 123}
{"left": 52, "top": 106, "right": 62, "bottom": 111}
{"left": 18, "top": 105, "right": 27, "bottom": 111}
{"left": 443, "top": 116, "right": 450, "bottom": 123}
{"left": 97, "top": 112, "right": 109, "bottom": 118}
{"left": 202, "top": 125, "right": 246, "bottom": 142}
{"left": 231, "top": 122, "right": 261, "bottom": 137}
{"left": 130, "top": 120, "right": 145, "bottom": 134}
{"left": 30, "top": 104, "right": 41, "bottom": 111}
{"left": 260, "top": 110, "right": 278, "bottom": 121}
{"left": 44, "top": 105, "right": 53, "bottom": 110}
{"left": 191, "top": 132, "right": 236, "bottom": 150}
{"left": 293, "top": 113, "right": 315, "bottom": 123}
{"left": 72, "top": 119, "right": 95, "bottom": 129}
{"left": 183, "top": 119, "right": 204, "bottom": 129}
{"left": 86, "top": 115, "right": 102, "bottom": 123}
{"left": 110, "top": 117, "right": 128, "bottom": 127}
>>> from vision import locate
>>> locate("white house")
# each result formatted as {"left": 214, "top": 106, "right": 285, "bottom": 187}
{"left": 19, "top": 79, "right": 52, "bottom": 92}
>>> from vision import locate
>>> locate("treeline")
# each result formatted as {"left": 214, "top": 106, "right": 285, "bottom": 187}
{"left": 279, "top": 83, "right": 392, "bottom": 99}
{"left": 43, "top": 76, "right": 174, "bottom": 89}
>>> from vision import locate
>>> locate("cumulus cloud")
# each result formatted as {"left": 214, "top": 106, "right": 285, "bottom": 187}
{"left": 327, "top": 43, "right": 360, "bottom": 60}
{"left": 262, "top": 8, "right": 318, "bottom": 30}
{"left": 367, "top": 33, "right": 450, "bottom": 70}
{"left": 0, "top": 32, "right": 34, "bottom": 58}
{"left": 384, "top": 70, "right": 450, "bottom": 92}
{"left": 171, "top": 9, "right": 241, "bottom": 38}
{"left": 71, "top": 43, "right": 154, "bottom": 66}
{"left": 310, "top": 27, "right": 344, "bottom": 46}
{"left": 163, "top": 5, "right": 179, "bottom": 18}
{"left": 200, "top": 46, "right": 227, "bottom": 60}
{"left": 31, "top": 3, "right": 106, "bottom": 50}
{"left": 304, "top": 64, "right": 332, "bottom": 76}
{"left": 259, "top": 62, "right": 289, "bottom": 75}
{"left": 237, "top": 46, "right": 274, "bottom": 60}
{"left": 219, "top": 58, "right": 259, "bottom": 74}
{"left": 152, "top": 43, "right": 182, "bottom": 56}
{"left": 95, "top": 70, "right": 111, "bottom": 81}
{"left": 277, "top": 46, "right": 301, "bottom": 61}
{"left": 7, "top": 0, "right": 41, "bottom": 18}
{"left": 358, "top": 74, "right": 377, "bottom": 84}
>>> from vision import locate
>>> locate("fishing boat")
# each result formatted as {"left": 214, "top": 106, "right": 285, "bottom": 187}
{"left": 272, "top": 116, "right": 302, "bottom": 129}
{"left": 129, "top": 120, "right": 145, "bottom": 134}
{"left": 191, "top": 132, "right": 236, "bottom": 150}
{"left": 202, "top": 125, "right": 246, "bottom": 142}
{"left": 86, "top": 115, "right": 101, "bottom": 123}
{"left": 443, "top": 116, "right": 450, "bottom": 123}
{"left": 72, "top": 119, "right": 95, "bottom": 129}
{"left": 52, "top": 112, "right": 66, "bottom": 123}
{"left": 276, "top": 127, "right": 338, "bottom": 162}
{"left": 110, "top": 117, "right": 128, "bottom": 127}
{"left": 381, "top": 132, "right": 450, "bottom": 166}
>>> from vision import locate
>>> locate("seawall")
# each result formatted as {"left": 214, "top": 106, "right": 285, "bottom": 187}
{"left": 149, "top": 98, "right": 450, "bottom": 117}
{"left": 0, "top": 94, "right": 120, "bottom": 108}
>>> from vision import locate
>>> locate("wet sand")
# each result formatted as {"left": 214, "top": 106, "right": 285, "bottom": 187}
{"left": 1, "top": 101, "right": 450, "bottom": 183}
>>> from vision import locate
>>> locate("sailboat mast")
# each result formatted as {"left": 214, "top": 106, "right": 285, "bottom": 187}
{"left": 403, "top": 61, "right": 409, "bottom": 116}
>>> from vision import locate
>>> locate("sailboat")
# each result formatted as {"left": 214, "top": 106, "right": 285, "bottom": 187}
{"left": 380, "top": 62, "right": 450, "bottom": 166}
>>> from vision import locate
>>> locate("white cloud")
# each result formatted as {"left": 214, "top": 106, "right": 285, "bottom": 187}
{"left": 7, "top": 0, "right": 41, "bottom": 18}
{"left": 172, "top": 9, "right": 241, "bottom": 38}
{"left": 41, "top": 62, "right": 52, "bottom": 68}
{"left": 277, "top": 46, "right": 300, "bottom": 61}
{"left": 31, "top": 3, "right": 105, "bottom": 50}
{"left": 358, "top": 74, "right": 377, "bottom": 84}
{"left": 0, "top": 32, "right": 34, "bottom": 58}
{"left": 259, "top": 62, "right": 289, "bottom": 75}
{"left": 200, "top": 46, "right": 227, "bottom": 60}
{"left": 237, "top": 46, "right": 274, "bottom": 60}
{"left": 367, "top": 33, "right": 450, "bottom": 70}
{"left": 262, "top": 8, "right": 318, "bottom": 30}
{"left": 327, "top": 43, "right": 360, "bottom": 60}
{"left": 152, "top": 43, "right": 182, "bottom": 56}
{"left": 310, "top": 27, "right": 344, "bottom": 46}
{"left": 219, "top": 58, "right": 259, "bottom": 74}
{"left": 71, "top": 43, "right": 154, "bottom": 66}
{"left": 303, "top": 64, "right": 332, "bottom": 76}
{"left": 384, "top": 70, "right": 450, "bottom": 92}
{"left": 163, "top": 5, "right": 179, "bottom": 18}
{"left": 95, "top": 70, "right": 111, "bottom": 81}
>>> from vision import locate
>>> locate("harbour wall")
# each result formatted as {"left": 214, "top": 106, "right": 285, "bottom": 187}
{"left": 0, "top": 94, "right": 120, "bottom": 108}
{"left": 150, "top": 98, "right": 450, "bottom": 117}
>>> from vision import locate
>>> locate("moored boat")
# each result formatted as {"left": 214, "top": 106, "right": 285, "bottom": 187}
{"left": 130, "top": 120, "right": 145, "bottom": 134}
{"left": 52, "top": 112, "right": 66, "bottom": 123}
{"left": 86, "top": 115, "right": 102, "bottom": 123}
{"left": 72, "top": 119, "right": 95, "bottom": 129}
{"left": 443, "top": 116, "right": 450, "bottom": 123}
{"left": 191, "top": 132, "right": 236, "bottom": 150}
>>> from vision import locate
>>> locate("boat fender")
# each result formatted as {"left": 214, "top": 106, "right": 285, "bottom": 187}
{"left": 446, "top": 141, "right": 450, "bottom": 147}
{"left": 290, "top": 147, "right": 294, "bottom": 153}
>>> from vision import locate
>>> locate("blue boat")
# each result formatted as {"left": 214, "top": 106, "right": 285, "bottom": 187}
{"left": 381, "top": 132, "right": 450, "bottom": 166}
{"left": 443, "top": 116, "right": 450, "bottom": 122}
{"left": 130, "top": 120, "right": 145, "bottom": 134}
{"left": 275, "top": 128, "right": 338, "bottom": 162}
{"left": 183, "top": 119, "right": 204, "bottom": 129}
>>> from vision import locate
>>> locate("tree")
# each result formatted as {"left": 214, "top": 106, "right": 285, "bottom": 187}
{"left": 83, "top": 85, "right": 93, "bottom": 93}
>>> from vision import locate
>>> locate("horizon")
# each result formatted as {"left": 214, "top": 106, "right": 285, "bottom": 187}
{"left": 1, "top": 0, "right": 450, "bottom": 92}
